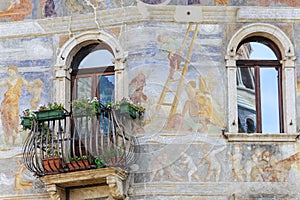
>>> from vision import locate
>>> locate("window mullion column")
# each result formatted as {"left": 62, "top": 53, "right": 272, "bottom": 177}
{"left": 254, "top": 65, "right": 262, "bottom": 133}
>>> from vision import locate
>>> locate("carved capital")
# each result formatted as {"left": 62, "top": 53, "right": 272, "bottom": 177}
{"left": 45, "top": 184, "right": 66, "bottom": 200}
{"left": 106, "top": 174, "right": 127, "bottom": 200}
{"left": 54, "top": 65, "right": 71, "bottom": 79}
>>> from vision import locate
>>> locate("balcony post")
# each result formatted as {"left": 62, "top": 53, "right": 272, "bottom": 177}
{"left": 113, "top": 55, "right": 127, "bottom": 102}
{"left": 54, "top": 65, "right": 71, "bottom": 108}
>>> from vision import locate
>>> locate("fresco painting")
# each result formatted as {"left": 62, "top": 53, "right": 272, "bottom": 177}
{"left": 0, "top": 0, "right": 300, "bottom": 22}
{"left": 0, "top": 66, "right": 44, "bottom": 146}
{"left": 128, "top": 24, "right": 225, "bottom": 134}
{"left": 0, "top": 0, "right": 33, "bottom": 21}
{"left": 146, "top": 144, "right": 300, "bottom": 183}
{"left": 0, "top": 156, "right": 45, "bottom": 196}
{"left": 0, "top": 36, "right": 52, "bottom": 149}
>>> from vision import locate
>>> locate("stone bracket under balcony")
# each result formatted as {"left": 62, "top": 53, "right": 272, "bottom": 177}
{"left": 39, "top": 168, "right": 128, "bottom": 200}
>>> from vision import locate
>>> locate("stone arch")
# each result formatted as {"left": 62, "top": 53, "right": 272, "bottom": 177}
{"left": 54, "top": 31, "right": 127, "bottom": 107}
{"left": 56, "top": 31, "right": 126, "bottom": 69}
{"left": 226, "top": 23, "right": 295, "bottom": 62}
{"left": 225, "top": 23, "right": 296, "bottom": 134}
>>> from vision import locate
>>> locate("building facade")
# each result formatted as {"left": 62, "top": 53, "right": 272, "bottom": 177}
{"left": 0, "top": 0, "right": 299, "bottom": 199}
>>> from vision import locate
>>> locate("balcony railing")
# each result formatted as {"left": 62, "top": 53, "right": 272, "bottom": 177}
{"left": 22, "top": 108, "right": 139, "bottom": 177}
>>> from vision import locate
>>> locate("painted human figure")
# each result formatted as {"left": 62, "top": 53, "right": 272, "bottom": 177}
{"left": 157, "top": 35, "right": 183, "bottom": 79}
{"left": 198, "top": 144, "right": 226, "bottom": 181}
{"left": 27, "top": 79, "right": 43, "bottom": 110}
{"left": 129, "top": 71, "right": 147, "bottom": 105}
{"left": 44, "top": 0, "right": 57, "bottom": 17}
{"left": 182, "top": 81, "right": 202, "bottom": 131}
{"left": 14, "top": 160, "right": 33, "bottom": 194}
{"left": 228, "top": 144, "right": 246, "bottom": 181}
{"left": 149, "top": 152, "right": 182, "bottom": 182}
{"left": 244, "top": 147, "right": 262, "bottom": 181}
{"left": 0, "top": 66, "right": 29, "bottom": 145}
{"left": 180, "top": 152, "right": 200, "bottom": 182}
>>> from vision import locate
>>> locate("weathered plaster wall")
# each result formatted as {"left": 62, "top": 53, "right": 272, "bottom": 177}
{"left": 0, "top": 2, "right": 299, "bottom": 200}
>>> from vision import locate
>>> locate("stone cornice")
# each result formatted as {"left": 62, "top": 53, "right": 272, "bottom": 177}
{"left": 0, "top": 6, "right": 299, "bottom": 39}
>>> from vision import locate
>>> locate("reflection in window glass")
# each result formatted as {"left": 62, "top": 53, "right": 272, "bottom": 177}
{"left": 237, "top": 66, "right": 257, "bottom": 133}
{"left": 99, "top": 75, "right": 115, "bottom": 104}
{"left": 78, "top": 50, "right": 114, "bottom": 69}
{"left": 237, "top": 41, "right": 281, "bottom": 133}
{"left": 75, "top": 77, "right": 92, "bottom": 99}
{"left": 240, "top": 67, "right": 254, "bottom": 89}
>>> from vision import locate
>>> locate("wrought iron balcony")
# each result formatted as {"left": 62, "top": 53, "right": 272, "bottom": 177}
{"left": 22, "top": 107, "right": 139, "bottom": 177}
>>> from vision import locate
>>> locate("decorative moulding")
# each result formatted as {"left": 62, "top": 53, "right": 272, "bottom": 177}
{"left": 223, "top": 132, "right": 299, "bottom": 142}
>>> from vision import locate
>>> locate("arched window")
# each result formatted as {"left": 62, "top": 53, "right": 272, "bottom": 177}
{"left": 225, "top": 23, "right": 297, "bottom": 139}
{"left": 237, "top": 37, "right": 282, "bottom": 133}
{"left": 71, "top": 43, "right": 115, "bottom": 104}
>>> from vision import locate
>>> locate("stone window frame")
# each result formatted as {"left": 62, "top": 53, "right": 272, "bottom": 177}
{"left": 224, "top": 23, "right": 299, "bottom": 142}
{"left": 54, "top": 31, "right": 128, "bottom": 111}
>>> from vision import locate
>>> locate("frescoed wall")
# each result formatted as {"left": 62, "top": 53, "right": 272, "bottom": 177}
{"left": 0, "top": 1, "right": 299, "bottom": 199}
{"left": 139, "top": 143, "right": 299, "bottom": 183}
{"left": 0, "top": 0, "right": 300, "bottom": 22}
{"left": 0, "top": 36, "right": 53, "bottom": 198}
{"left": 126, "top": 24, "right": 225, "bottom": 135}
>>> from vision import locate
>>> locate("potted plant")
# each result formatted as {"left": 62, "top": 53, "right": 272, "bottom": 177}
{"left": 115, "top": 98, "right": 145, "bottom": 119}
{"left": 37, "top": 126, "right": 63, "bottom": 172}
{"left": 67, "top": 155, "right": 90, "bottom": 171}
{"left": 35, "top": 102, "right": 65, "bottom": 121}
{"left": 43, "top": 153, "right": 63, "bottom": 173}
{"left": 20, "top": 108, "right": 35, "bottom": 130}
{"left": 94, "top": 156, "right": 106, "bottom": 169}
{"left": 70, "top": 97, "right": 99, "bottom": 117}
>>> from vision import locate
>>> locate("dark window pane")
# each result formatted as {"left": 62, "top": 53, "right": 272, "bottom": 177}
{"left": 99, "top": 75, "right": 115, "bottom": 104}
{"left": 240, "top": 67, "right": 254, "bottom": 89}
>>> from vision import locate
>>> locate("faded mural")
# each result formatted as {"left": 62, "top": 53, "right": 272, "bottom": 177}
{"left": 140, "top": 144, "right": 299, "bottom": 183}
{"left": 0, "top": 1, "right": 298, "bottom": 199}
{"left": 126, "top": 24, "right": 225, "bottom": 135}
{"left": 0, "top": 36, "right": 52, "bottom": 196}
{"left": 0, "top": 0, "right": 300, "bottom": 22}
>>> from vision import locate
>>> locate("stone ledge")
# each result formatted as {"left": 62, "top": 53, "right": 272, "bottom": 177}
{"left": 129, "top": 182, "right": 300, "bottom": 197}
{"left": 223, "top": 132, "right": 299, "bottom": 142}
{"left": 40, "top": 168, "right": 128, "bottom": 200}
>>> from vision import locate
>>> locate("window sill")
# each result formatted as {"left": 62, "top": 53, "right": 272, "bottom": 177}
{"left": 223, "top": 132, "right": 299, "bottom": 142}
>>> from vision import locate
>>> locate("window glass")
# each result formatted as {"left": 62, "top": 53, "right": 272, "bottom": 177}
{"left": 260, "top": 68, "right": 279, "bottom": 132}
{"left": 99, "top": 75, "right": 115, "bottom": 104}
{"left": 78, "top": 50, "right": 114, "bottom": 69}
{"left": 75, "top": 77, "right": 92, "bottom": 99}
{"left": 237, "top": 41, "right": 281, "bottom": 133}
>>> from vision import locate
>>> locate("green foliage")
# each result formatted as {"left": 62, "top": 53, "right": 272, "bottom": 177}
{"left": 71, "top": 97, "right": 99, "bottom": 116}
{"left": 69, "top": 155, "right": 89, "bottom": 162}
{"left": 38, "top": 102, "right": 64, "bottom": 111}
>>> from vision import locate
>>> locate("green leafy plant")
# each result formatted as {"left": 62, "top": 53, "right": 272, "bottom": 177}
{"left": 116, "top": 97, "right": 145, "bottom": 113}
{"left": 69, "top": 155, "right": 89, "bottom": 162}
{"left": 38, "top": 102, "right": 64, "bottom": 111}
{"left": 94, "top": 156, "right": 106, "bottom": 169}
{"left": 21, "top": 108, "right": 35, "bottom": 118}
{"left": 20, "top": 108, "right": 35, "bottom": 130}
{"left": 71, "top": 97, "right": 99, "bottom": 116}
